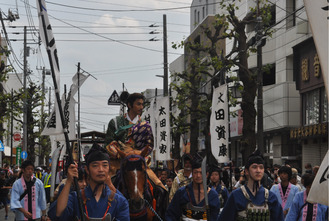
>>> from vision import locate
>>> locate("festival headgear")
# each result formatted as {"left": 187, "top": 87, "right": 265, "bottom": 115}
{"left": 278, "top": 166, "right": 292, "bottom": 180}
{"left": 191, "top": 160, "right": 202, "bottom": 171}
{"left": 21, "top": 160, "right": 35, "bottom": 169}
{"left": 245, "top": 149, "right": 264, "bottom": 169}
{"left": 85, "top": 143, "right": 110, "bottom": 166}
{"left": 129, "top": 121, "right": 154, "bottom": 151}
{"left": 245, "top": 150, "right": 264, "bottom": 192}
{"left": 209, "top": 166, "right": 221, "bottom": 176}
{"left": 182, "top": 153, "right": 193, "bottom": 162}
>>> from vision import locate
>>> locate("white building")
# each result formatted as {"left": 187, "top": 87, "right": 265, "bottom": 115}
{"left": 170, "top": 0, "right": 325, "bottom": 170}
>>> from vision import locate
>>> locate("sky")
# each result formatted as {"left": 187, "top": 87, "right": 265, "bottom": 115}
{"left": 0, "top": 0, "right": 191, "bottom": 133}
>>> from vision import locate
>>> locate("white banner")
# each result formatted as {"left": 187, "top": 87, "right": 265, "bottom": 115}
{"left": 303, "top": 0, "right": 329, "bottom": 96}
{"left": 210, "top": 85, "right": 229, "bottom": 163}
{"left": 142, "top": 98, "right": 156, "bottom": 137}
{"left": 155, "top": 97, "right": 171, "bottom": 161}
{"left": 307, "top": 150, "right": 329, "bottom": 205}
{"left": 42, "top": 93, "right": 76, "bottom": 140}
{"left": 37, "top": 0, "right": 60, "bottom": 88}
{"left": 42, "top": 73, "right": 89, "bottom": 139}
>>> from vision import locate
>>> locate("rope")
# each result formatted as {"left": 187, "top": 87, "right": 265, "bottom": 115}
{"left": 144, "top": 198, "right": 164, "bottom": 221}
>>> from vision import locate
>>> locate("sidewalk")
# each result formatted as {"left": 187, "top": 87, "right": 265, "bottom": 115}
{"left": 0, "top": 204, "right": 15, "bottom": 220}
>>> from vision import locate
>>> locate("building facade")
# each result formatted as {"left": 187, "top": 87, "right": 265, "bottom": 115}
{"left": 170, "top": 0, "right": 327, "bottom": 170}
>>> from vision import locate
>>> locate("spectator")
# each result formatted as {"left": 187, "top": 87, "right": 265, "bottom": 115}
{"left": 0, "top": 170, "right": 11, "bottom": 220}
{"left": 10, "top": 160, "right": 47, "bottom": 221}
{"left": 165, "top": 176, "right": 173, "bottom": 192}
{"left": 313, "top": 165, "right": 320, "bottom": 176}
{"left": 161, "top": 169, "right": 168, "bottom": 186}
{"left": 285, "top": 173, "right": 328, "bottom": 220}
{"left": 270, "top": 166, "right": 299, "bottom": 217}
{"left": 304, "top": 163, "right": 313, "bottom": 174}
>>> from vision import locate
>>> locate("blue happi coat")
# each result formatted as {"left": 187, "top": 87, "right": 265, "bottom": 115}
{"left": 270, "top": 183, "right": 299, "bottom": 215}
{"left": 209, "top": 183, "right": 229, "bottom": 207}
{"left": 285, "top": 190, "right": 328, "bottom": 221}
{"left": 48, "top": 184, "right": 129, "bottom": 221}
{"left": 10, "top": 177, "right": 47, "bottom": 220}
{"left": 166, "top": 182, "right": 220, "bottom": 221}
{"left": 218, "top": 185, "right": 284, "bottom": 221}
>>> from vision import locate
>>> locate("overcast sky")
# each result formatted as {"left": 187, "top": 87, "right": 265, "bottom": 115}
{"left": 1, "top": 0, "right": 191, "bottom": 133}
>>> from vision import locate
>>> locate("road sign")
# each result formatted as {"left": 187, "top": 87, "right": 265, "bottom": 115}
{"left": 108, "top": 90, "right": 121, "bottom": 105}
{"left": 16, "top": 147, "right": 21, "bottom": 166}
{"left": 0, "top": 140, "right": 4, "bottom": 151}
{"left": 21, "top": 151, "right": 27, "bottom": 159}
{"left": 13, "top": 133, "right": 21, "bottom": 142}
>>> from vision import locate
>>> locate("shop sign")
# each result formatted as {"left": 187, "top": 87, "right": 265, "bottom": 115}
{"left": 290, "top": 123, "right": 327, "bottom": 139}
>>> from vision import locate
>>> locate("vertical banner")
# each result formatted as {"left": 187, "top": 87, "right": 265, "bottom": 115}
{"left": 156, "top": 97, "right": 171, "bottom": 161}
{"left": 42, "top": 73, "right": 88, "bottom": 139}
{"left": 210, "top": 85, "right": 229, "bottom": 163}
{"left": 142, "top": 98, "right": 156, "bottom": 137}
{"left": 142, "top": 98, "right": 156, "bottom": 167}
{"left": 37, "top": 0, "right": 60, "bottom": 87}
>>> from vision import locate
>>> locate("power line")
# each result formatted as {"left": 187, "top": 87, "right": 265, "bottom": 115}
{"left": 18, "top": 1, "right": 184, "bottom": 55}
{"left": 11, "top": 39, "right": 162, "bottom": 42}
{"left": 45, "top": 0, "right": 197, "bottom": 12}
{"left": 15, "top": 2, "right": 190, "bottom": 27}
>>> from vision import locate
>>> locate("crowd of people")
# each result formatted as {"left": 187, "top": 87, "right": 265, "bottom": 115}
{"left": 0, "top": 153, "right": 327, "bottom": 221}
{"left": 0, "top": 92, "right": 327, "bottom": 221}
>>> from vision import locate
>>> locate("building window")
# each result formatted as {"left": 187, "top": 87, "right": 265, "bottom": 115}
{"left": 203, "top": 7, "right": 205, "bottom": 19}
{"left": 206, "top": 0, "right": 208, "bottom": 15}
{"left": 198, "top": 11, "right": 200, "bottom": 23}
{"left": 303, "top": 89, "right": 320, "bottom": 125}
{"left": 194, "top": 9, "right": 197, "bottom": 24}
{"left": 265, "top": 137, "right": 273, "bottom": 154}
{"left": 286, "top": 0, "right": 296, "bottom": 29}
{"left": 321, "top": 87, "right": 328, "bottom": 123}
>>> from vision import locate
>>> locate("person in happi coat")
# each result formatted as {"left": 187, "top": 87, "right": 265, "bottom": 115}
{"left": 165, "top": 159, "right": 220, "bottom": 221}
{"left": 270, "top": 166, "right": 300, "bottom": 217}
{"left": 218, "top": 151, "right": 284, "bottom": 221}
{"left": 10, "top": 160, "right": 47, "bottom": 221}
{"left": 285, "top": 173, "right": 328, "bottom": 221}
{"left": 208, "top": 166, "right": 229, "bottom": 209}
{"left": 48, "top": 143, "right": 129, "bottom": 221}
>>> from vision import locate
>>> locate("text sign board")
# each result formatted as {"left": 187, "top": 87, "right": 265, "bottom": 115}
{"left": 21, "top": 151, "right": 27, "bottom": 159}
{"left": 16, "top": 147, "right": 21, "bottom": 166}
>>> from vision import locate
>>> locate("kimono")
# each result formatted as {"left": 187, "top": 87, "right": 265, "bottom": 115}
{"left": 270, "top": 183, "right": 299, "bottom": 215}
{"left": 285, "top": 190, "right": 328, "bottom": 221}
{"left": 105, "top": 114, "right": 141, "bottom": 146}
{"left": 165, "top": 182, "right": 220, "bottom": 221}
{"left": 48, "top": 184, "right": 129, "bottom": 221}
{"left": 209, "top": 183, "right": 229, "bottom": 208}
{"left": 218, "top": 185, "right": 284, "bottom": 221}
{"left": 10, "top": 176, "right": 47, "bottom": 221}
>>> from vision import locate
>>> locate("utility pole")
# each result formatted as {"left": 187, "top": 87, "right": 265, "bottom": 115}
{"left": 77, "top": 62, "right": 81, "bottom": 161}
{"left": 48, "top": 87, "right": 51, "bottom": 115}
{"left": 163, "top": 14, "right": 168, "bottom": 97}
{"left": 23, "top": 26, "right": 28, "bottom": 154}
{"left": 10, "top": 89, "right": 13, "bottom": 164}
{"left": 39, "top": 67, "right": 46, "bottom": 165}
{"left": 256, "top": 0, "right": 264, "bottom": 154}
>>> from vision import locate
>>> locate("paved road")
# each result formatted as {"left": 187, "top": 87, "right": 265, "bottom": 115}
{"left": 0, "top": 201, "right": 51, "bottom": 220}
{"left": 0, "top": 202, "right": 15, "bottom": 220}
